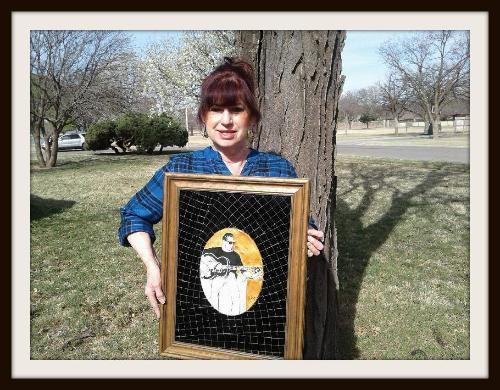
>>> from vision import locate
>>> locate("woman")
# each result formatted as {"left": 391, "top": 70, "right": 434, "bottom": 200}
{"left": 118, "top": 57, "right": 325, "bottom": 320}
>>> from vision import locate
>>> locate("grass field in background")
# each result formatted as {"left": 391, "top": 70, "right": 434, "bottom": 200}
{"left": 337, "top": 127, "right": 470, "bottom": 148}
{"left": 30, "top": 150, "right": 470, "bottom": 359}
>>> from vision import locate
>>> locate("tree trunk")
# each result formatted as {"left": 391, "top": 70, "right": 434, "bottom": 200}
{"left": 394, "top": 116, "right": 399, "bottom": 136}
{"left": 237, "top": 30, "right": 345, "bottom": 359}
{"left": 31, "top": 118, "right": 47, "bottom": 167}
{"left": 42, "top": 134, "right": 52, "bottom": 164}
{"left": 425, "top": 122, "right": 433, "bottom": 136}
{"left": 433, "top": 120, "right": 441, "bottom": 138}
{"left": 47, "top": 128, "right": 59, "bottom": 167}
{"left": 430, "top": 115, "right": 441, "bottom": 139}
{"left": 185, "top": 107, "right": 192, "bottom": 136}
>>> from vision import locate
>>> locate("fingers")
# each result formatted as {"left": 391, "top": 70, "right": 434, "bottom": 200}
{"left": 155, "top": 285, "right": 166, "bottom": 305}
{"left": 145, "top": 288, "right": 161, "bottom": 319}
{"left": 308, "top": 229, "right": 324, "bottom": 242}
{"left": 307, "top": 229, "right": 325, "bottom": 257}
{"left": 144, "top": 262, "right": 164, "bottom": 319}
{"left": 145, "top": 284, "right": 165, "bottom": 319}
{"left": 307, "top": 241, "right": 321, "bottom": 257}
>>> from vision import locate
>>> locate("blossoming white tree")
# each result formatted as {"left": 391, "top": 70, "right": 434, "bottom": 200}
{"left": 141, "top": 31, "right": 236, "bottom": 124}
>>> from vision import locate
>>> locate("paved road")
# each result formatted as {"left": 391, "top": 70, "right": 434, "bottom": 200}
{"left": 337, "top": 142, "right": 469, "bottom": 164}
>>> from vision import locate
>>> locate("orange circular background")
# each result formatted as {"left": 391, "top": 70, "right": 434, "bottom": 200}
{"left": 204, "top": 228, "right": 263, "bottom": 310}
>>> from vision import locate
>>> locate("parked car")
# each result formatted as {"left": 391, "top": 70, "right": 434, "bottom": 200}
{"left": 58, "top": 133, "right": 87, "bottom": 150}
{"left": 42, "top": 133, "right": 87, "bottom": 150}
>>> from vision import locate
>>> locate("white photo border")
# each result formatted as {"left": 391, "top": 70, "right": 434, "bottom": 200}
{"left": 13, "top": 11, "right": 488, "bottom": 378}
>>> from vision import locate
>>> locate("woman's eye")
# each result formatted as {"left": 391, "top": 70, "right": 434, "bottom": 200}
{"left": 210, "top": 106, "right": 244, "bottom": 113}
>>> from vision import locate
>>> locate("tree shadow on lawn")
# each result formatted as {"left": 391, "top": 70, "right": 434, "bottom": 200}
{"left": 335, "top": 161, "right": 465, "bottom": 359}
{"left": 30, "top": 149, "right": 197, "bottom": 172}
{"left": 31, "top": 194, "right": 76, "bottom": 221}
{"left": 93, "top": 148, "right": 198, "bottom": 157}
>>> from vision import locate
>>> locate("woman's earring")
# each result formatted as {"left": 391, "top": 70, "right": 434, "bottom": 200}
{"left": 203, "top": 125, "right": 208, "bottom": 138}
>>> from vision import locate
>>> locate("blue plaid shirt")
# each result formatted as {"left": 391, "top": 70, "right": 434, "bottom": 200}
{"left": 118, "top": 146, "right": 314, "bottom": 246}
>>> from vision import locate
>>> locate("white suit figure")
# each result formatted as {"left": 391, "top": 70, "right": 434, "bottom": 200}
{"left": 200, "top": 233, "right": 262, "bottom": 316}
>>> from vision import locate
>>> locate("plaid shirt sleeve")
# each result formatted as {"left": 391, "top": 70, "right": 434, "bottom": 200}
{"left": 118, "top": 162, "right": 170, "bottom": 247}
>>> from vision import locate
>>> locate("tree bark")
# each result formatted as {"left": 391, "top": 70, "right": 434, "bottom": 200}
{"left": 394, "top": 116, "right": 399, "bottom": 136}
{"left": 237, "top": 30, "right": 345, "bottom": 359}
{"left": 425, "top": 122, "right": 433, "bottom": 136}
{"left": 31, "top": 118, "right": 47, "bottom": 167}
{"left": 47, "top": 128, "right": 60, "bottom": 167}
{"left": 432, "top": 118, "right": 441, "bottom": 138}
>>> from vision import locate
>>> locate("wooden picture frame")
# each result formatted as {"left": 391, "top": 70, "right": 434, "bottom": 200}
{"left": 159, "top": 173, "right": 310, "bottom": 360}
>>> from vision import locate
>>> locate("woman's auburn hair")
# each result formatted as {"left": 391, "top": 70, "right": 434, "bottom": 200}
{"left": 197, "top": 57, "right": 261, "bottom": 124}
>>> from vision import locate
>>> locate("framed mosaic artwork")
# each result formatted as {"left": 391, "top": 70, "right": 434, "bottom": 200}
{"left": 159, "top": 173, "right": 310, "bottom": 359}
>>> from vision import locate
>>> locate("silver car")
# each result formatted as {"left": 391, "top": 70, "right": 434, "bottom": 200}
{"left": 56, "top": 133, "right": 87, "bottom": 150}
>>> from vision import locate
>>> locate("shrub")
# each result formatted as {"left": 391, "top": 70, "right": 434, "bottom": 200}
{"left": 116, "top": 112, "right": 149, "bottom": 148}
{"left": 85, "top": 112, "right": 189, "bottom": 154}
{"left": 86, "top": 120, "right": 117, "bottom": 151}
{"left": 152, "top": 113, "right": 188, "bottom": 150}
{"left": 138, "top": 113, "right": 188, "bottom": 154}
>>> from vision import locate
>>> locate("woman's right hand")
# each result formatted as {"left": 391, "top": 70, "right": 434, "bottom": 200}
{"left": 127, "top": 232, "right": 166, "bottom": 320}
{"left": 144, "top": 261, "right": 165, "bottom": 319}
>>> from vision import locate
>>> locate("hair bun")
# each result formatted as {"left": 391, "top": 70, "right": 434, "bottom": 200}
{"left": 222, "top": 57, "right": 256, "bottom": 93}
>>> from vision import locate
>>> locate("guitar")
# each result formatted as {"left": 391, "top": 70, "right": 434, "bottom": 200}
{"left": 200, "top": 253, "right": 263, "bottom": 280}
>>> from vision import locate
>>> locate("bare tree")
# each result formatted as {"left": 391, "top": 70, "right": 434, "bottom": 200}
{"left": 30, "top": 30, "right": 132, "bottom": 167}
{"left": 441, "top": 97, "right": 470, "bottom": 119}
{"left": 30, "top": 74, "right": 51, "bottom": 166}
{"left": 357, "top": 85, "right": 384, "bottom": 120}
{"left": 379, "top": 31, "right": 469, "bottom": 138}
{"left": 75, "top": 51, "right": 155, "bottom": 132}
{"left": 377, "top": 73, "right": 409, "bottom": 135}
{"left": 339, "top": 90, "right": 362, "bottom": 130}
{"left": 237, "top": 30, "right": 345, "bottom": 359}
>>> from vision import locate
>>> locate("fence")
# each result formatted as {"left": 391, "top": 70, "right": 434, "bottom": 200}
{"left": 393, "top": 117, "right": 470, "bottom": 133}
{"left": 339, "top": 116, "right": 470, "bottom": 133}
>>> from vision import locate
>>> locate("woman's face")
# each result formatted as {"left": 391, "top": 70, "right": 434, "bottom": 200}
{"left": 204, "top": 102, "right": 251, "bottom": 153}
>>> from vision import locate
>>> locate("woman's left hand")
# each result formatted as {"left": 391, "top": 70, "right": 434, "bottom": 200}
{"left": 307, "top": 228, "right": 324, "bottom": 257}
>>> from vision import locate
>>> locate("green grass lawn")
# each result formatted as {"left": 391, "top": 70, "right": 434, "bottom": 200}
{"left": 30, "top": 150, "right": 470, "bottom": 360}
{"left": 335, "top": 155, "right": 469, "bottom": 359}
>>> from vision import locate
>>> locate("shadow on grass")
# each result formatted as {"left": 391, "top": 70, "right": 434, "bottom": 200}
{"left": 335, "top": 162, "right": 459, "bottom": 359}
{"left": 31, "top": 194, "right": 76, "bottom": 221}
{"left": 31, "top": 149, "right": 197, "bottom": 172}
{"left": 92, "top": 148, "right": 196, "bottom": 157}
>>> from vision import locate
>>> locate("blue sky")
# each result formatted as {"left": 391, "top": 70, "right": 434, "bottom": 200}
{"left": 127, "top": 30, "right": 416, "bottom": 93}
{"left": 342, "top": 31, "right": 400, "bottom": 92}
{"left": 127, "top": 30, "right": 181, "bottom": 54}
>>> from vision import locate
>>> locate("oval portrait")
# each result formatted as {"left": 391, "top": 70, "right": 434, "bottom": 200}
{"left": 199, "top": 228, "right": 264, "bottom": 316}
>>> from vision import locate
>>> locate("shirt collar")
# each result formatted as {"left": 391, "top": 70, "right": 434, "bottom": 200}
{"left": 203, "top": 146, "right": 259, "bottom": 176}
